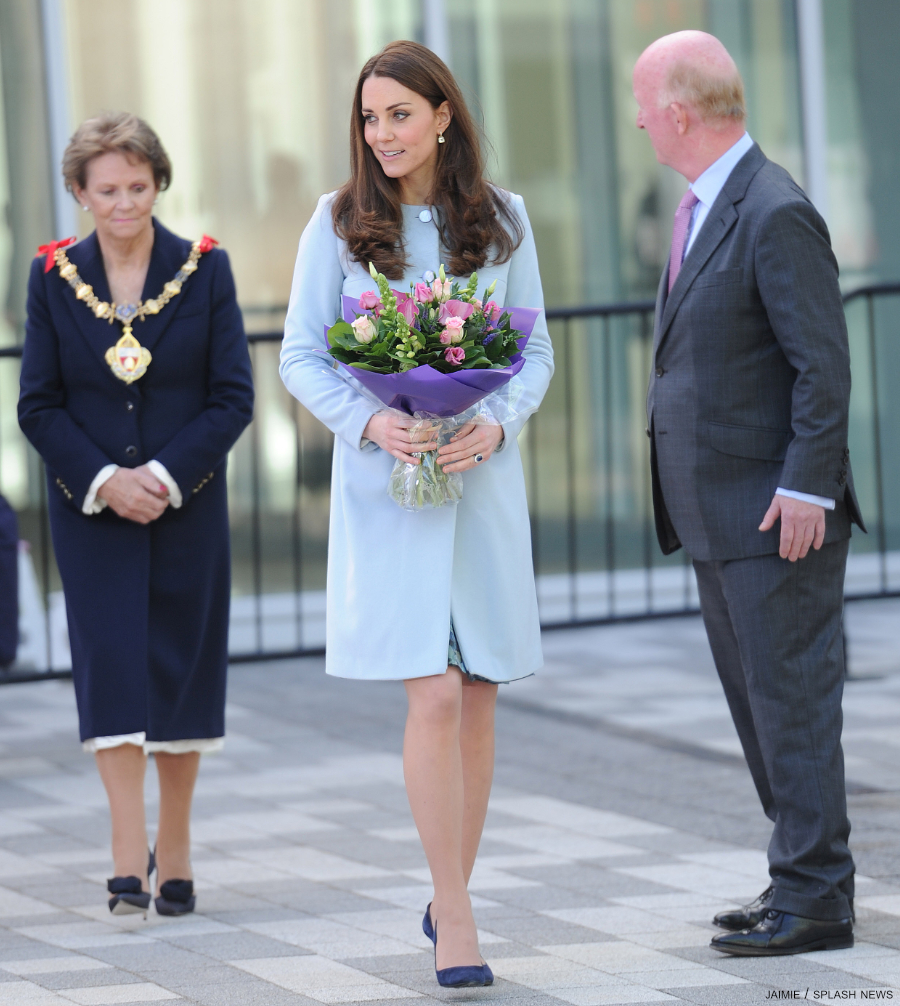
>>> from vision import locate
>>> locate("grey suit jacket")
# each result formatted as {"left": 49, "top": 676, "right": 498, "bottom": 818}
{"left": 648, "top": 143, "right": 865, "bottom": 562}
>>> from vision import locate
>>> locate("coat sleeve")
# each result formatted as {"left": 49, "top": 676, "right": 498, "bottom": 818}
{"left": 755, "top": 198, "right": 851, "bottom": 501}
{"left": 279, "top": 193, "right": 379, "bottom": 451}
{"left": 153, "top": 249, "right": 255, "bottom": 496}
{"left": 500, "top": 194, "right": 555, "bottom": 442}
{"left": 18, "top": 257, "right": 117, "bottom": 502}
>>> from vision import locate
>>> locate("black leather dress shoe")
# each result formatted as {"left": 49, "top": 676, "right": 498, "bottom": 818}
{"left": 713, "top": 886, "right": 774, "bottom": 931}
{"left": 711, "top": 909, "right": 853, "bottom": 956}
{"left": 714, "top": 888, "right": 854, "bottom": 930}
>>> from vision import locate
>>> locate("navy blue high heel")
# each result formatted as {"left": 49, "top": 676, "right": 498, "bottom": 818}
{"left": 422, "top": 902, "right": 436, "bottom": 945}
{"left": 155, "top": 878, "right": 195, "bottom": 917}
{"left": 433, "top": 919, "right": 493, "bottom": 988}
{"left": 107, "top": 848, "right": 156, "bottom": 917}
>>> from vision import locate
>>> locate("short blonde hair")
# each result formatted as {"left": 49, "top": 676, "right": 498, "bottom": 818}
{"left": 664, "top": 61, "right": 746, "bottom": 123}
{"left": 62, "top": 112, "right": 172, "bottom": 194}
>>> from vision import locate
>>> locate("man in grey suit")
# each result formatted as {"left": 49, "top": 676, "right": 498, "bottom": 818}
{"left": 633, "top": 32, "right": 865, "bottom": 956}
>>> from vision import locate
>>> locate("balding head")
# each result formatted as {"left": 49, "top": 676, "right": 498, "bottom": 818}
{"left": 633, "top": 32, "right": 747, "bottom": 182}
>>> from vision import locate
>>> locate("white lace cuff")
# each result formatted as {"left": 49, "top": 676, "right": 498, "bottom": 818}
{"left": 82, "top": 465, "right": 120, "bottom": 515}
{"left": 147, "top": 460, "right": 183, "bottom": 508}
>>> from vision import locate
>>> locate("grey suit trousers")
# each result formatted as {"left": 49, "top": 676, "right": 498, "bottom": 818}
{"left": 693, "top": 540, "right": 853, "bottom": 921}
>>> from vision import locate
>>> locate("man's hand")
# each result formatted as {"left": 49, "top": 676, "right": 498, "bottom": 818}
{"left": 759, "top": 495, "right": 826, "bottom": 562}
{"left": 97, "top": 465, "right": 169, "bottom": 524}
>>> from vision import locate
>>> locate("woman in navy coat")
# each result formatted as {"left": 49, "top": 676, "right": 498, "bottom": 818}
{"left": 18, "top": 113, "right": 253, "bottom": 917}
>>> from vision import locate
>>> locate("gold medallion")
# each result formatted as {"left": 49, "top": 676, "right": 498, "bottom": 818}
{"left": 44, "top": 234, "right": 219, "bottom": 385}
{"left": 105, "top": 327, "right": 152, "bottom": 384}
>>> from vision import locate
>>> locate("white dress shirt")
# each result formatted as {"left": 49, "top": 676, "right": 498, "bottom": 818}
{"left": 683, "top": 131, "right": 834, "bottom": 512}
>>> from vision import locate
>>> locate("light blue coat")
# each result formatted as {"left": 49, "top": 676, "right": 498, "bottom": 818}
{"left": 279, "top": 192, "right": 554, "bottom": 681}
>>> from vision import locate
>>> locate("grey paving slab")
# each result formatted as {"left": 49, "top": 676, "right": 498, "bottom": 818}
{"left": 0, "top": 600, "right": 897, "bottom": 1005}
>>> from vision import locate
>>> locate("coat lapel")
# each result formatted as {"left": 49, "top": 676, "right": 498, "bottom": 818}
{"left": 57, "top": 219, "right": 195, "bottom": 376}
{"left": 655, "top": 144, "right": 767, "bottom": 355}
{"left": 130, "top": 219, "right": 194, "bottom": 354}
{"left": 59, "top": 233, "right": 119, "bottom": 369}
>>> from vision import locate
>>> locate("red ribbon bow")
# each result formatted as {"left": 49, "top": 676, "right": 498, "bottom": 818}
{"left": 196, "top": 234, "right": 219, "bottom": 254}
{"left": 36, "top": 236, "right": 77, "bottom": 273}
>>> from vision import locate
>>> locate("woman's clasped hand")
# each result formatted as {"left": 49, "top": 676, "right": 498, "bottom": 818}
{"left": 97, "top": 466, "right": 170, "bottom": 523}
{"left": 436, "top": 422, "right": 503, "bottom": 473}
{"left": 363, "top": 412, "right": 440, "bottom": 464}
{"left": 362, "top": 413, "right": 504, "bottom": 471}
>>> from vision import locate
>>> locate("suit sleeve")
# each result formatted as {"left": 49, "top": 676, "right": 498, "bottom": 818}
{"left": 153, "top": 249, "right": 255, "bottom": 497}
{"left": 755, "top": 199, "right": 850, "bottom": 501}
{"left": 18, "top": 257, "right": 117, "bottom": 502}
{"left": 500, "top": 194, "right": 555, "bottom": 442}
{"left": 279, "top": 193, "right": 380, "bottom": 451}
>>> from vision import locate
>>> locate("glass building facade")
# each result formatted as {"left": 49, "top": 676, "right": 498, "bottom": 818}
{"left": 0, "top": 0, "right": 897, "bottom": 660}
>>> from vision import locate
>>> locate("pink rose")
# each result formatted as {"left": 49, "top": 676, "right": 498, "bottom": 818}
{"left": 472, "top": 299, "right": 483, "bottom": 311}
{"left": 440, "top": 316, "right": 465, "bottom": 344}
{"left": 432, "top": 278, "right": 452, "bottom": 303}
{"left": 359, "top": 290, "right": 381, "bottom": 312}
{"left": 351, "top": 315, "right": 377, "bottom": 344}
{"left": 444, "top": 346, "right": 465, "bottom": 365}
{"left": 484, "top": 300, "right": 502, "bottom": 322}
{"left": 438, "top": 299, "right": 475, "bottom": 323}
{"left": 414, "top": 282, "right": 434, "bottom": 304}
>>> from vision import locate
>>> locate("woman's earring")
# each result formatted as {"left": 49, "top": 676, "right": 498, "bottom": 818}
{"left": 437, "top": 132, "right": 445, "bottom": 144}
{"left": 82, "top": 205, "right": 89, "bottom": 211}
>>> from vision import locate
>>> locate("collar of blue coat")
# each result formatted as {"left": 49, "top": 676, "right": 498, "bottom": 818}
{"left": 57, "top": 218, "right": 206, "bottom": 372}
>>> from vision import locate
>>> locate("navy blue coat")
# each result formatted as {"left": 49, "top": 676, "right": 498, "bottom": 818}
{"left": 18, "top": 220, "right": 254, "bottom": 741}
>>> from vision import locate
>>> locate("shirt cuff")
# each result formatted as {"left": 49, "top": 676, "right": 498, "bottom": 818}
{"left": 776, "top": 487, "right": 835, "bottom": 510}
{"left": 83, "top": 464, "right": 120, "bottom": 514}
{"left": 147, "top": 460, "right": 183, "bottom": 508}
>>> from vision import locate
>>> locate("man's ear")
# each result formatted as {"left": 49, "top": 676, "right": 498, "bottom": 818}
{"left": 670, "top": 102, "right": 689, "bottom": 136}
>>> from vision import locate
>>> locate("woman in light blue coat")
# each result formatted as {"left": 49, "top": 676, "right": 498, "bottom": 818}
{"left": 280, "top": 41, "right": 553, "bottom": 988}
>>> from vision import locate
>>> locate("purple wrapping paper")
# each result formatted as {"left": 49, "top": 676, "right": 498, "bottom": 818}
{"left": 323, "top": 298, "right": 541, "bottom": 417}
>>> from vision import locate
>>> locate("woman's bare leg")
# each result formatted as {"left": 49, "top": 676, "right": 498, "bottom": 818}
{"left": 154, "top": 751, "right": 200, "bottom": 894}
{"left": 460, "top": 679, "right": 498, "bottom": 883}
{"left": 95, "top": 744, "right": 149, "bottom": 890}
{"left": 403, "top": 667, "right": 497, "bottom": 970}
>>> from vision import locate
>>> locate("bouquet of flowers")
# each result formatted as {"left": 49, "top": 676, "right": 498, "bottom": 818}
{"left": 324, "top": 263, "right": 539, "bottom": 510}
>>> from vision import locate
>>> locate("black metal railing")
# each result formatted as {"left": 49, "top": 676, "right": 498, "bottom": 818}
{"left": 1, "top": 283, "right": 897, "bottom": 680}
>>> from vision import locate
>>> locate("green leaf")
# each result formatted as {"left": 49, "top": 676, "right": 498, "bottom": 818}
{"left": 327, "top": 321, "right": 361, "bottom": 350}
{"left": 348, "top": 361, "right": 389, "bottom": 372}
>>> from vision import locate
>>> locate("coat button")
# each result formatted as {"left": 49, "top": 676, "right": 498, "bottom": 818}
{"left": 126, "top": 401, "right": 134, "bottom": 411}
{"left": 125, "top": 445, "right": 137, "bottom": 457}
{"left": 655, "top": 366, "right": 665, "bottom": 377}
{"left": 645, "top": 428, "right": 651, "bottom": 438}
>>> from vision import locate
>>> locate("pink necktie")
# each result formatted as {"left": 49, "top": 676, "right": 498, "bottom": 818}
{"left": 668, "top": 190, "right": 699, "bottom": 292}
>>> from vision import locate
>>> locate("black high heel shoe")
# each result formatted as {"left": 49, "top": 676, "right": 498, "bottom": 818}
{"left": 107, "top": 849, "right": 156, "bottom": 918}
{"left": 155, "top": 879, "right": 195, "bottom": 917}
{"left": 433, "top": 919, "right": 493, "bottom": 988}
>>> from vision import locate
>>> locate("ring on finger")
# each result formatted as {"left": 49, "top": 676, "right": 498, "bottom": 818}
{"left": 473, "top": 454, "right": 484, "bottom": 464}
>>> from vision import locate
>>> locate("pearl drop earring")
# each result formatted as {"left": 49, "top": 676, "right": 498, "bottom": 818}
{"left": 437, "top": 132, "right": 445, "bottom": 144}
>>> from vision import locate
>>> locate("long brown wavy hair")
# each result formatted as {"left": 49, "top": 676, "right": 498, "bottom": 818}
{"left": 332, "top": 41, "right": 523, "bottom": 279}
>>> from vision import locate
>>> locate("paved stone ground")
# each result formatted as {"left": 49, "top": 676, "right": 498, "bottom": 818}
{"left": 0, "top": 598, "right": 897, "bottom": 1005}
